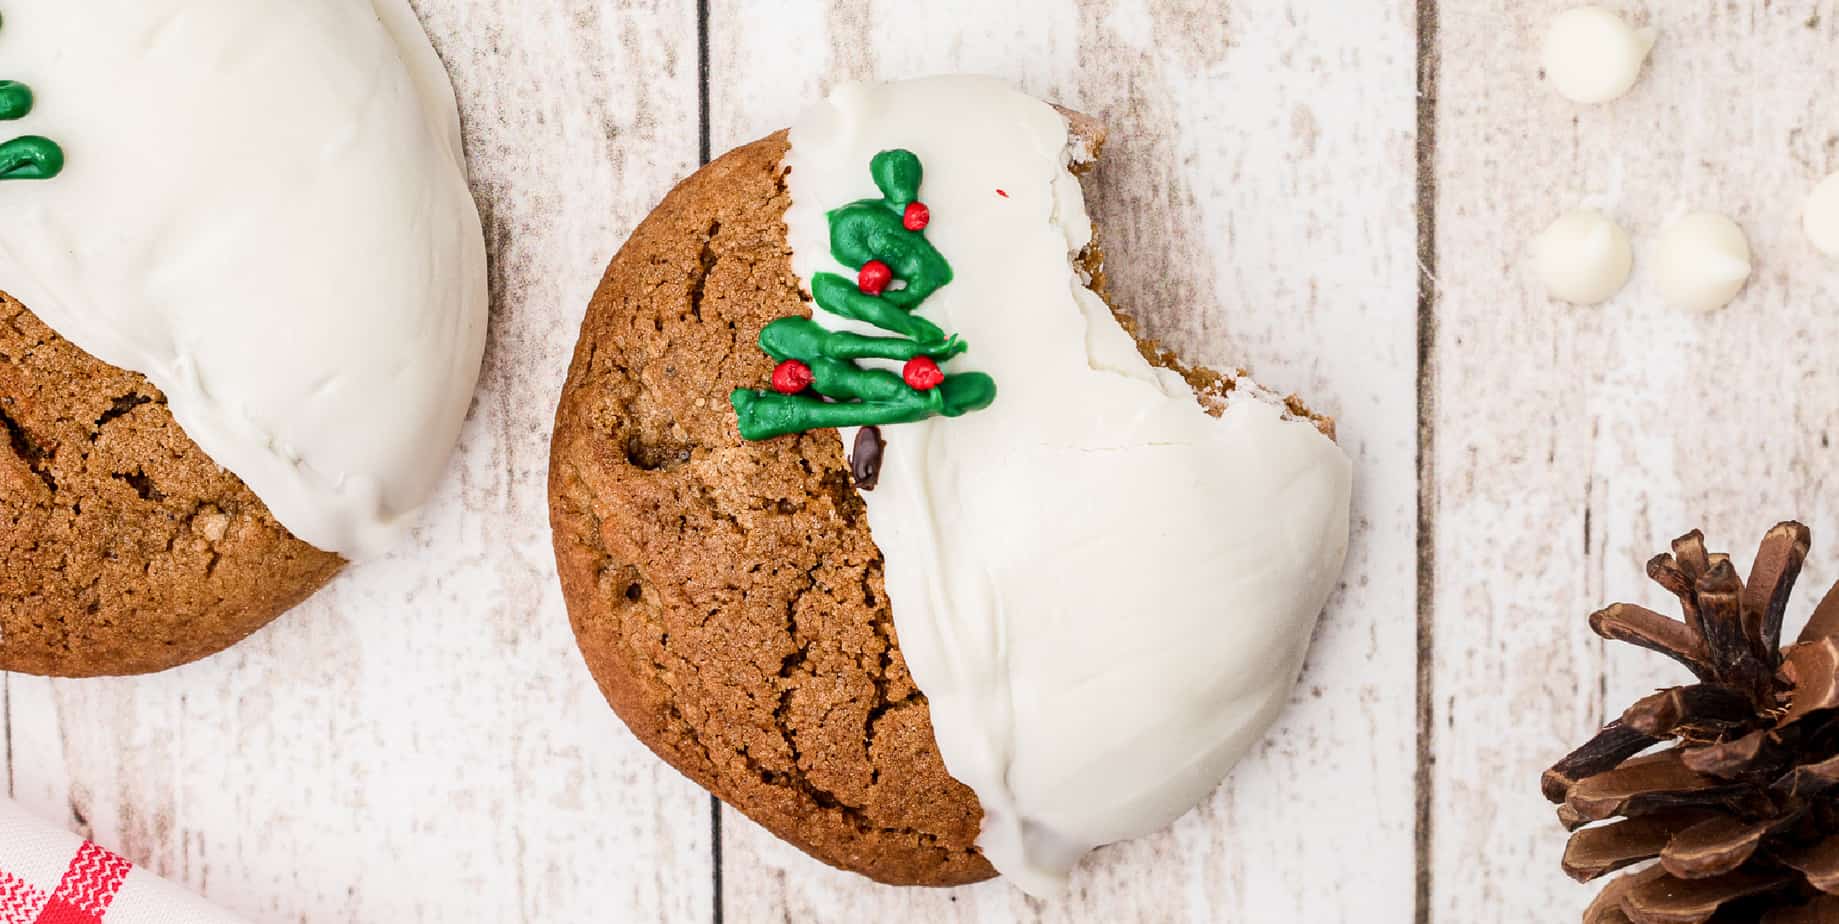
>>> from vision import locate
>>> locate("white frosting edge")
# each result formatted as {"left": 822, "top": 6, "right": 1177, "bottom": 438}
{"left": 783, "top": 76, "right": 1353, "bottom": 895}
{"left": 0, "top": 0, "right": 488, "bottom": 559}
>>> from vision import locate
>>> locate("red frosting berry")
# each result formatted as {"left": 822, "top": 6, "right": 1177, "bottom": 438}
{"left": 857, "top": 260, "right": 893, "bottom": 295}
{"left": 903, "top": 201, "right": 931, "bottom": 231}
{"left": 903, "top": 356, "right": 945, "bottom": 391}
{"left": 771, "top": 359, "right": 815, "bottom": 394}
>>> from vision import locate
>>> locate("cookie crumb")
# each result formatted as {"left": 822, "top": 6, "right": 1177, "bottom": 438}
{"left": 197, "top": 510, "right": 230, "bottom": 543}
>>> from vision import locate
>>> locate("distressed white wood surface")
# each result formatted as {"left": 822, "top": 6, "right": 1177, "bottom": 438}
{"left": 1430, "top": 1, "right": 1839, "bottom": 921}
{"left": 6, "top": 2, "right": 714, "bottom": 921}
{"left": 707, "top": 0, "right": 1421, "bottom": 921}
{"left": 0, "top": 0, "right": 1425, "bottom": 920}
{"left": 17, "top": 0, "right": 1839, "bottom": 921}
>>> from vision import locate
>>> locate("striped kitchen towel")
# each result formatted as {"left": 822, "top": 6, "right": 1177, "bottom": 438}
{"left": 0, "top": 799, "right": 243, "bottom": 923}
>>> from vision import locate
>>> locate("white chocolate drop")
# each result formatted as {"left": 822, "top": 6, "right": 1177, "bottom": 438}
{"left": 1533, "top": 209, "right": 1633, "bottom": 305}
{"left": 1654, "top": 213, "right": 1753, "bottom": 313}
{"left": 1806, "top": 174, "right": 1839, "bottom": 258}
{"left": 1542, "top": 7, "right": 1657, "bottom": 104}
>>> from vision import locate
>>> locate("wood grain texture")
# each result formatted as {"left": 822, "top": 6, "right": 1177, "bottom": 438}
{"left": 5, "top": 2, "right": 714, "bottom": 921}
{"left": 27, "top": 0, "right": 1839, "bottom": 919}
{"left": 1430, "top": 1, "right": 1839, "bottom": 920}
{"left": 707, "top": 1, "right": 1422, "bottom": 920}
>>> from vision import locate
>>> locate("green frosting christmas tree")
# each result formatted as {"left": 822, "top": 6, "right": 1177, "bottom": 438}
{"left": 731, "top": 149, "right": 994, "bottom": 441}
{"left": 0, "top": 15, "right": 63, "bottom": 181}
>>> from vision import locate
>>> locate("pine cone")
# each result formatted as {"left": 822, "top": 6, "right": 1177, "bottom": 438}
{"left": 1545, "top": 523, "right": 1839, "bottom": 924}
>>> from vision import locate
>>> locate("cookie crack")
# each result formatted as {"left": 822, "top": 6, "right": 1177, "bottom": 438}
{"left": 567, "top": 453, "right": 977, "bottom": 862}
{"left": 0, "top": 400, "right": 56, "bottom": 492}
{"left": 92, "top": 392, "right": 153, "bottom": 434}
{"left": 550, "top": 138, "right": 992, "bottom": 878}
{"left": 112, "top": 468, "right": 165, "bottom": 503}
{"left": 686, "top": 219, "right": 721, "bottom": 323}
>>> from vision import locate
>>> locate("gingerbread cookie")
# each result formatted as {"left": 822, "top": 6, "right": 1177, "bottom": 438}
{"left": 550, "top": 76, "right": 1352, "bottom": 892}
{"left": 0, "top": 293, "right": 342, "bottom": 676}
{"left": 0, "top": 1, "right": 487, "bottom": 676}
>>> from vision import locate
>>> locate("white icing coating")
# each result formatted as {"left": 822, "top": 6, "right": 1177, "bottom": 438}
{"left": 1806, "top": 174, "right": 1839, "bottom": 258}
{"left": 784, "top": 76, "right": 1353, "bottom": 895}
{"left": 1533, "top": 209, "right": 1633, "bottom": 305}
{"left": 1654, "top": 212, "right": 1753, "bottom": 313}
{"left": 0, "top": 0, "right": 488, "bottom": 558}
{"left": 1543, "top": 7, "right": 1656, "bottom": 104}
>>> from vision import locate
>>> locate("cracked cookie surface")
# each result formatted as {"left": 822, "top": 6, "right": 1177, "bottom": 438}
{"left": 0, "top": 292, "right": 342, "bottom": 677}
{"left": 549, "top": 133, "right": 993, "bottom": 887}
{"left": 551, "top": 124, "right": 1335, "bottom": 887}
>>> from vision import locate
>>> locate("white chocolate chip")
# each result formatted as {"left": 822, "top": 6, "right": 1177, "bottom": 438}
{"left": 1654, "top": 212, "right": 1753, "bottom": 313}
{"left": 1806, "top": 174, "right": 1839, "bottom": 258}
{"left": 1533, "top": 209, "right": 1633, "bottom": 305}
{"left": 1543, "top": 7, "right": 1657, "bottom": 104}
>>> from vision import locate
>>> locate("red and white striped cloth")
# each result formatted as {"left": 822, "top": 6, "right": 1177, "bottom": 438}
{"left": 0, "top": 799, "right": 243, "bottom": 923}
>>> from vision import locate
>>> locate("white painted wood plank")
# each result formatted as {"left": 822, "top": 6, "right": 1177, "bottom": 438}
{"left": 1431, "top": 2, "right": 1839, "bottom": 919}
{"left": 709, "top": 1, "right": 1422, "bottom": 919}
{"left": 6, "top": 3, "right": 713, "bottom": 920}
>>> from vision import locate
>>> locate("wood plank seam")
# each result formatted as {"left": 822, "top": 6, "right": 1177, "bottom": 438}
{"left": 1413, "top": 0, "right": 1441, "bottom": 922}
{"left": 699, "top": 0, "right": 713, "bottom": 167}
{"left": 3, "top": 676, "right": 10, "bottom": 798}
{"left": 707, "top": 3, "right": 1421, "bottom": 918}
{"left": 697, "top": 3, "right": 723, "bottom": 923}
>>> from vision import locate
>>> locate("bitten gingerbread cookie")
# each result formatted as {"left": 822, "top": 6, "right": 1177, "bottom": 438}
{"left": 550, "top": 76, "right": 1352, "bottom": 893}
{"left": 0, "top": 0, "right": 487, "bottom": 676}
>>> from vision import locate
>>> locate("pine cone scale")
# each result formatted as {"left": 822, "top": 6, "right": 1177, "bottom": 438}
{"left": 1566, "top": 814, "right": 1715, "bottom": 882}
{"left": 1692, "top": 563, "right": 1771, "bottom": 699}
{"left": 1782, "top": 639, "right": 1839, "bottom": 725}
{"left": 1762, "top": 894, "right": 1839, "bottom": 924}
{"left": 1779, "top": 837, "right": 1839, "bottom": 894}
{"left": 1592, "top": 604, "right": 1716, "bottom": 681}
{"left": 1623, "top": 684, "right": 1758, "bottom": 738}
{"left": 1548, "top": 721, "right": 1661, "bottom": 803}
{"left": 1547, "top": 523, "right": 1839, "bottom": 921}
{"left": 1769, "top": 751, "right": 1839, "bottom": 802}
{"left": 1673, "top": 532, "right": 1711, "bottom": 582}
{"left": 1741, "top": 523, "right": 1811, "bottom": 660}
{"left": 1797, "top": 582, "right": 1839, "bottom": 646}
{"left": 1622, "top": 868, "right": 1792, "bottom": 924}
{"left": 1566, "top": 751, "right": 1759, "bottom": 823}
{"left": 1658, "top": 815, "right": 1777, "bottom": 880}
{"left": 1585, "top": 866, "right": 1666, "bottom": 924}
{"left": 1648, "top": 554, "right": 1700, "bottom": 630}
{"left": 1680, "top": 729, "right": 1770, "bottom": 779}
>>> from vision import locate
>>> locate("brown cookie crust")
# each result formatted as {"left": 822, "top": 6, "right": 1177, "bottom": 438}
{"left": 550, "top": 132, "right": 991, "bottom": 887}
{"left": 551, "top": 125, "right": 1336, "bottom": 887}
{"left": 0, "top": 292, "right": 342, "bottom": 677}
